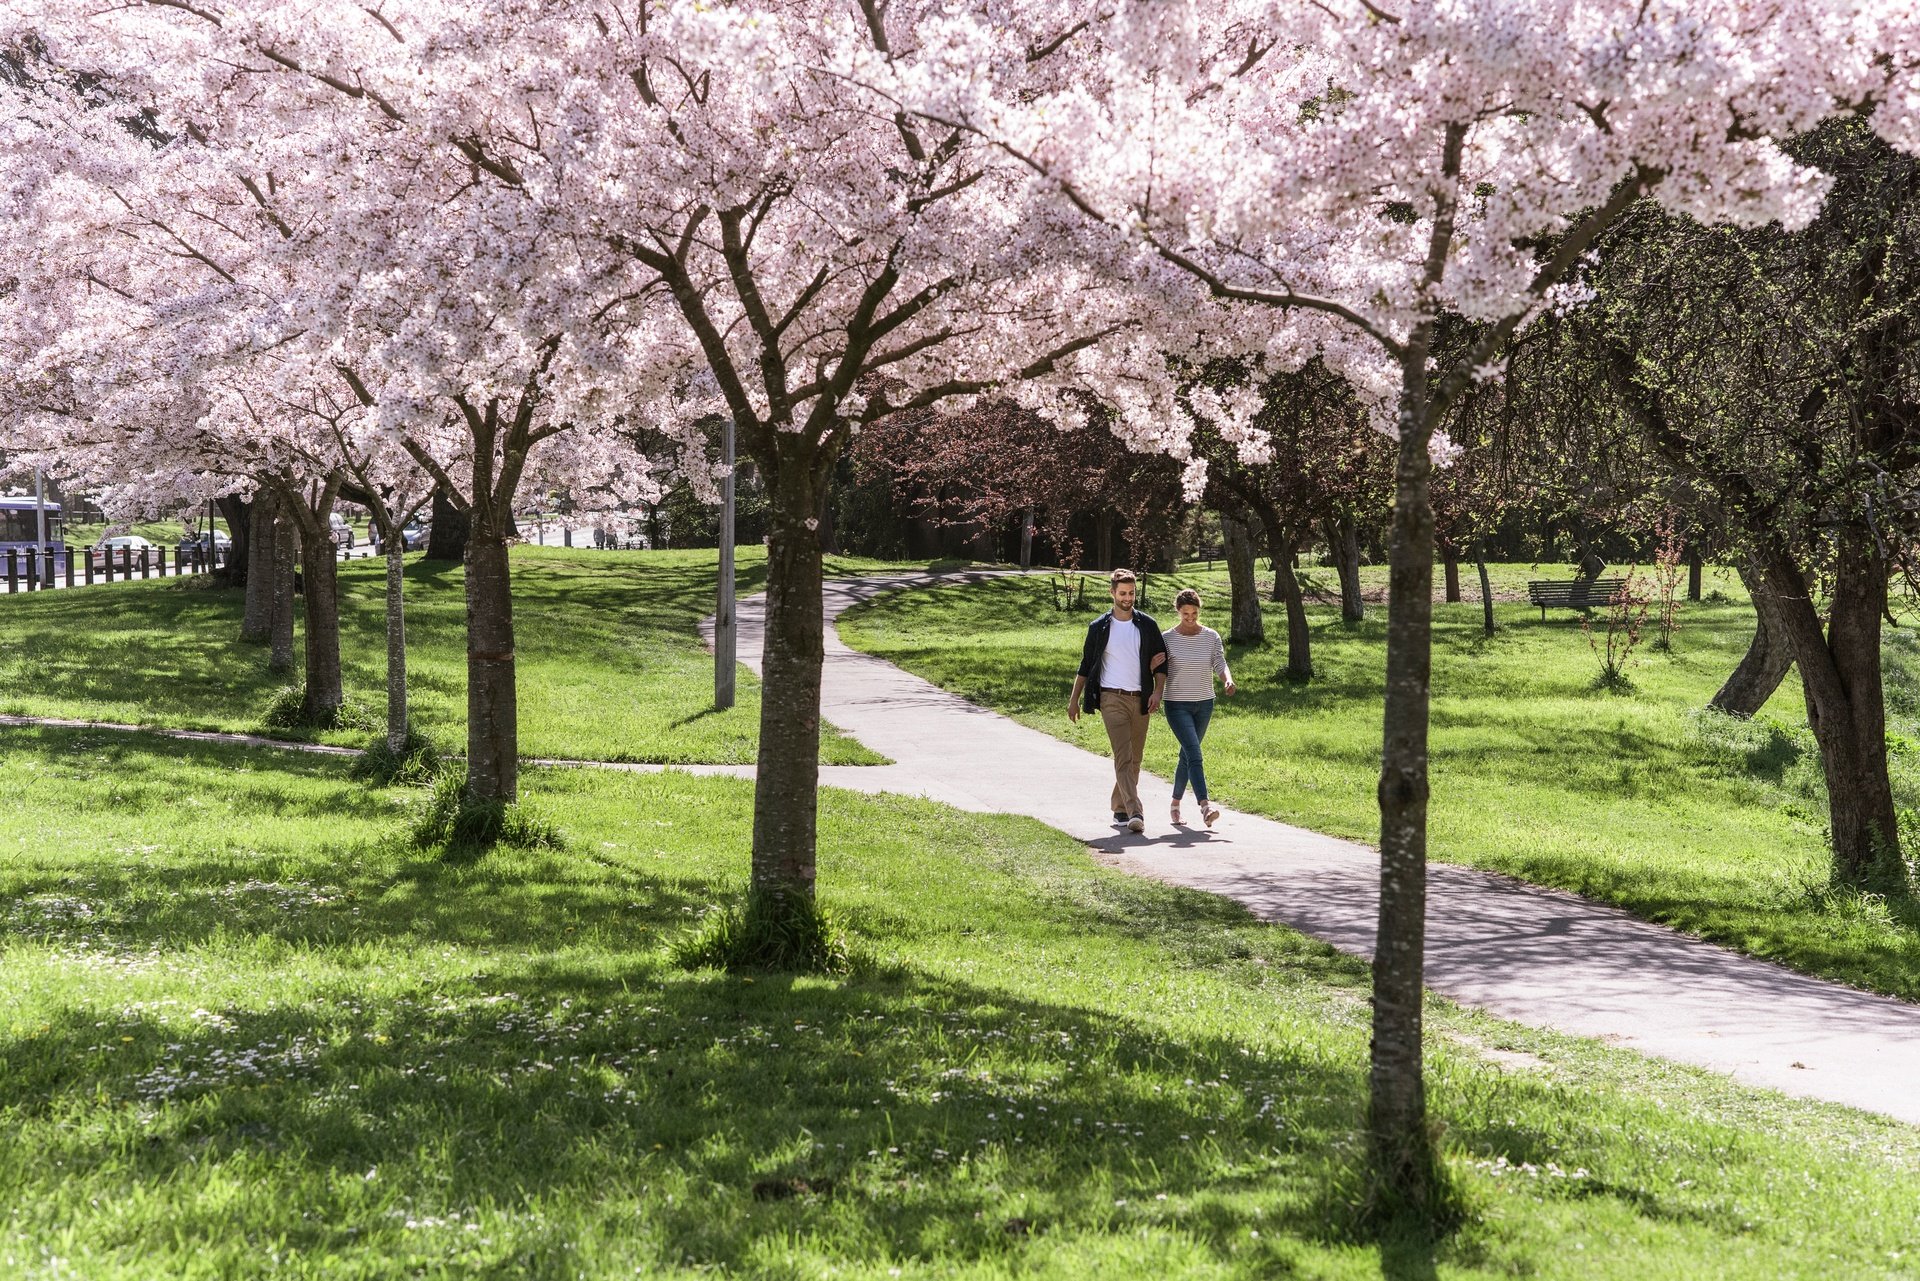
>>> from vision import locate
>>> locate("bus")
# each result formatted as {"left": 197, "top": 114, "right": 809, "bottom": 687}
{"left": 0, "top": 495, "right": 66, "bottom": 578}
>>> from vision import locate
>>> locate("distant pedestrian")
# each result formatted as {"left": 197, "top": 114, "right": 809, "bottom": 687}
{"left": 1069, "top": 568, "right": 1166, "bottom": 833}
{"left": 1161, "top": 588, "right": 1235, "bottom": 826}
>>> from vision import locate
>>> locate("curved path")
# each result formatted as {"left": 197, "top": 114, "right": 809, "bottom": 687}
{"left": 719, "top": 571, "right": 1920, "bottom": 1126}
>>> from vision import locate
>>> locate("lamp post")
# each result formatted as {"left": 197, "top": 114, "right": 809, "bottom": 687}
{"left": 715, "top": 418, "right": 737, "bottom": 709}
{"left": 33, "top": 466, "right": 49, "bottom": 588}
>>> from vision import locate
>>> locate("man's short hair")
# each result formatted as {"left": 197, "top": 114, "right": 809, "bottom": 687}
{"left": 1109, "top": 568, "right": 1137, "bottom": 590}
{"left": 1174, "top": 588, "right": 1202, "bottom": 609}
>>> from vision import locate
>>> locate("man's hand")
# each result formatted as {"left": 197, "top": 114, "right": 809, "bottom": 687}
{"left": 1068, "top": 701, "right": 1080, "bottom": 724}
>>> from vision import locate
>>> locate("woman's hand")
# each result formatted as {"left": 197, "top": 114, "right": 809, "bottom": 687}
{"left": 1224, "top": 681, "right": 1237, "bottom": 696}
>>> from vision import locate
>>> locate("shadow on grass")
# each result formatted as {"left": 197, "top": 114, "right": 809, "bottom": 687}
{"left": 9, "top": 930, "right": 1387, "bottom": 1270}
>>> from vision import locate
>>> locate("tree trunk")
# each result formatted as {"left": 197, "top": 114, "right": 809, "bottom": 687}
{"left": 385, "top": 533, "right": 409, "bottom": 754}
{"left": 1222, "top": 513, "right": 1265, "bottom": 646}
{"left": 298, "top": 524, "right": 344, "bottom": 723}
{"left": 241, "top": 493, "right": 279, "bottom": 644}
{"left": 269, "top": 518, "right": 297, "bottom": 675}
{"left": 752, "top": 468, "right": 827, "bottom": 915}
{"left": 1369, "top": 359, "right": 1438, "bottom": 1211}
{"left": 1095, "top": 512, "right": 1116, "bottom": 570}
{"left": 817, "top": 486, "right": 840, "bottom": 556}
{"left": 1709, "top": 559, "right": 1794, "bottom": 718}
{"left": 427, "top": 484, "right": 471, "bottom": 562}
{"left": 1329, "top": 515, "right": 1365, "bottom": 622}
{"left": 1763, "top": 537, "right": 1902, "bottom": 887}
{"left": 1687, "top": 545, "right": 1703, "bottom": 602}
{"left": 1476, "top": 545, "right": 1495, "bottom": 637}
{"left": 1020, "top": 505, "right": 1034, "bottom": 570}
{"left": 214, "top": 494, "right": 252, "bottom": 590}
{"left": 463, "top": 526, "right": 518, "bottom": 804}
{"left": 1270, "top": 530, "right": 1312, "bottom": 681}
{"left": 1440, "top": 539, "right": 1463, "bottom": 603}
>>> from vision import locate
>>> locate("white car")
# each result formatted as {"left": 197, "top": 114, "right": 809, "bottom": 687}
{"left": 91, "top": 535, "right": 155, "bottom": 569}
{"left": 329, "top": 512, "right": 355, "bottom": 549}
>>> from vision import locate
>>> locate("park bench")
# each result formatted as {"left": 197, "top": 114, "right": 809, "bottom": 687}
{"left": 1526, "top": 577, "right": 1627, "bottom": 620}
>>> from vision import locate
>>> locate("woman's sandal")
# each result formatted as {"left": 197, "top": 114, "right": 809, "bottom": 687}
{"left": 1170, "top": 800, "right": 1184, "bottom": 825}
{"left": 1202, "top": 800, "right": 1221, "bottom": 827}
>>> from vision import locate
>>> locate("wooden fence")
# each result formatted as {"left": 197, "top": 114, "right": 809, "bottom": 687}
{"left": 3, "top": 543, "right": 229, "bottom": 593}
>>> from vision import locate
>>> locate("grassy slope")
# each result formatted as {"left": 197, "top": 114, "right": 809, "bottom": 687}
{"left": 4, "top": 724, "right": 1919, "bottom": 1278}
{"left": 837, "top": 565, "right": 1920, "bottom": 1002}
{"left": 0, "top": 546, "right": 892, "bottom": 765}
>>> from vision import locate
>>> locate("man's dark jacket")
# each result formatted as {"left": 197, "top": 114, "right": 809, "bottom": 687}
{"left": 1078, "top": 609, "right": 1167, "bottom": 714}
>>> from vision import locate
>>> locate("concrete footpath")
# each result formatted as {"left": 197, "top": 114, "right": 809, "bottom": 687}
{"left": 715, "top": 571, "right": 1920, "bottom": 1127}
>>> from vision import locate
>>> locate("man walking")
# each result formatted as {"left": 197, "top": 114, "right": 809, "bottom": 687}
{"left": 1069, "top": 568, "right": 1167, "bottom": 833}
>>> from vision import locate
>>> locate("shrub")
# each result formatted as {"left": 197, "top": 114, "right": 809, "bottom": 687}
{"left": 1581, "top": 572, "right": 1649, "bottom": 690}
{"left": 670, "top": 891, "right": 857, "bottom": 974}
{"left": 351, "top": 730, "right": 443, "bottom": 786}
{"left": 1647, "top": 509, "right": 1686, "bottom": 650}
{"left": 260, "top": 685, "right": 377, "bottom": 732}
{"left": 410, "top": 769, "right": 563, "bottom": 857}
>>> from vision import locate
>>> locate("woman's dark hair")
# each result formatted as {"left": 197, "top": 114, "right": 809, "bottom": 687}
{"left": 1174, "top": 588, "right": 1203, "bottom": 609}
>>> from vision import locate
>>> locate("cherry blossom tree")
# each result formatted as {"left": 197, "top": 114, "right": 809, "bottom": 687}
{"left": 3, "top": 3, "right": 679, "bottom": 804}
{"left": 554, "top": 1, "right": 1158, "bottom": 955}
{"left": 879, "top": 0, "right": 1920, "bottom": 1212}
{"left": 853, "top": 399, "right": 1186, "bottom": 571}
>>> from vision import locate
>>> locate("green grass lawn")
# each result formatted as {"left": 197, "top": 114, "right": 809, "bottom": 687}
{"left": 5, "top": 723, "right": 1920, "bottom": 1278}
{"left": 837, "top": 565, "right": 1920, "bottom": 1002}
{"left": 0, "top": 546, "right": 899, "bottom": 765}
{"left": 56, "top": 517, "right": 229, "bottom": 548}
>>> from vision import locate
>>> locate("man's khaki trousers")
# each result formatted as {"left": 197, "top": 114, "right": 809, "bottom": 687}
{"left": 1098, "top": 689, "right": 1151, "bottom": 818}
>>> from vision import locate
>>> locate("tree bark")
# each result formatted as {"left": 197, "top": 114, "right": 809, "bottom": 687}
{"left": 384, "top": 533, "right": 410, "bottom": 753}
{"left": 1329, "top": 515, "right": 1365, "bottom": 622}
{"left": 1020, "top": 505, "right": 1034, "bottom": 570}
{"left": 1222, "top": 513, "right": 1265, "bottom": 646}
{"left": 752, "top": 467, "right": 827, "bottom": 914}
{"left": 1270, "top": 529, "right": 1312, "bottom": 681}
{"left": 1476, "top": 547, "right": 1495, "bottom": 637}
{"left": 241, "top": 492, "right": 279, "bottom": 643}
{"left": 1369, "top": 352, "right": 1439, "bottom": 1211}
{"left": 1439, "top": 539, "right": 1463, "bottom": 603}
{"left": 1708, "top": 559, "right": 1794, "bottom": 717}
{"left": 463, "top": 525, "right": 519, "bottom": 804}
{"left": 214, "top": 494, "right": 252, "bottom": 590}
{"left": 1761, "top": 536, "right": 1902, "bottom": 886}
{"left": 269, "top": 516, "right": 297, "bottom": 675}
{"left": 426, "top": 484, "right": 471, "bottom": 562}
{"left": 297, "top": 523, "right": 344, "bottom": 723}
{"left": 1687, "top": 545, "right": 1704, "bottom": 602}
{"left": 1095, "top": 512, "right": 1116, "bottom": 571}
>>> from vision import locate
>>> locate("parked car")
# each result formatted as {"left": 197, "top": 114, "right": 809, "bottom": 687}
{"left": 91, "top": 535, "right": 155, "bottom": 569}
{"left": 368, "top": 521, "right": 429, "bottom": 554}
{"left": 329, "top": 511, "right": 354, "bottom": 549}
{"left": 178, "top": 529, "right": 231, "bottom": 554}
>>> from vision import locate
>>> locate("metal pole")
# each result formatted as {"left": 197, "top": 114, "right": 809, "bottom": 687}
{"left": 33, "top": 467, "right": 49, "bottom": 588}
{"left": 715, "top": 418, "right": 737, "bottom": 709}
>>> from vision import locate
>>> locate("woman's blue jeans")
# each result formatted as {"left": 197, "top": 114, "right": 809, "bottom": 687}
{"left": 1163, "top": 698, "right": 1215, "bottom": 803}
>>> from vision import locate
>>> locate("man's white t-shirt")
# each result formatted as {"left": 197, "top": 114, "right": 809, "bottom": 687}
{"left": 1100, "top": 616, "right": 1142, "bottom": 692}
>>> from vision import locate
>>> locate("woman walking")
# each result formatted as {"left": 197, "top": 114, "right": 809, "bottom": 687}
{"left": 1162, "top": 588, "right": 1236, "bottom": 826}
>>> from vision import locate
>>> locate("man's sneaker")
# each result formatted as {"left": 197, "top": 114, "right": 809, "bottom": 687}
{"left": 1113, "top": 811, "right": 1129, "bottom": 823}
{"left": 1127, "top": 815, "right": 1145, "bottom": 833}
